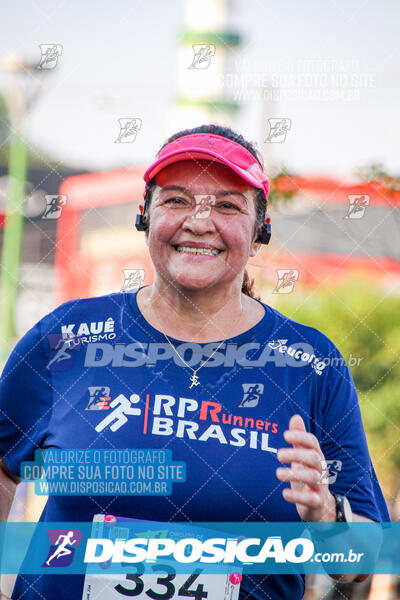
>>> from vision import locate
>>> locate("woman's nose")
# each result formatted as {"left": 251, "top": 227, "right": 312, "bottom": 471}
{"left": 181, "top": 207, "right": 217, "bottom": 234}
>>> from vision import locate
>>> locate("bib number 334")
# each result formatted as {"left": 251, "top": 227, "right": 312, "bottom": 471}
{"left": 83, "top": 564, "right": 241, "bottom": 600}
{"left": 116, "top": 565, "right": 205, "bottom": 599}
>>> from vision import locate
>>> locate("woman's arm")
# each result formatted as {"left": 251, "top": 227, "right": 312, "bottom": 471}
{"left": 276, "top": 416, "right": 378, "bottom": 584}
{"left": 0, "top": 460, "right": 17, "bottom": 521}
{"left": 327, "top": 511, "right": 374, "bottom": 583}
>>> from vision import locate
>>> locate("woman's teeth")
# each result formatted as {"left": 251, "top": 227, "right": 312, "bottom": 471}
{"left": 175, "top": 246, "right": 221, "bottom": 256}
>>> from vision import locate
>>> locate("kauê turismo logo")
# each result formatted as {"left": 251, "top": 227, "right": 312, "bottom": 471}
{"left": 61, "top": 317, "right": 116, "bottom": 345}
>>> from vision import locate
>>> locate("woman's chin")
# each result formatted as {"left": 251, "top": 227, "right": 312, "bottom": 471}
{"left": 170, "top": 274, "right": 222, "bottom": 291}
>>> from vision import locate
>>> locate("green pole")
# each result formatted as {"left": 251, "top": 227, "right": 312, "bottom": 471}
{"left": 0, "top": 130, "right": 28, "bottom": 359}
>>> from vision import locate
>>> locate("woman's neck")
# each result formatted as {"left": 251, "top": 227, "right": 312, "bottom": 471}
{"left": 136, "top": 281, "right": 265, "bottom": 343}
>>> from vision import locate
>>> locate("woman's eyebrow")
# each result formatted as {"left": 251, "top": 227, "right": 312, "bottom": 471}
{"left": 217, "top": 190, "right": 249, "bottom": 203}
{"left": 158, "top": 185, "right": 191, "bottom": 196}
{"left": 158, "top": 185, "right": 249, "bottom": 202}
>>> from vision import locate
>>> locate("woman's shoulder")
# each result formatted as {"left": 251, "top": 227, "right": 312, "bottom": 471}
{"left": 51, "top": 291, "right": 124, "bottom": 315}
{"left": 27, "top": 292, "right": 126, "bottom": 338}
{"left": 262, "top": 302, "right": 343, "bottom": 358}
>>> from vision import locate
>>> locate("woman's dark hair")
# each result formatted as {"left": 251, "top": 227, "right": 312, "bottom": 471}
{"left": 143, "top": 124, "right": 267, "bottom": 300}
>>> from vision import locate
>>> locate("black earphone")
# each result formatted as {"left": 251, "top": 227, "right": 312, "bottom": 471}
{"left": 135, "top": 193, "right": 272, "bottom": 245}
{"left": 256, "top": 215, "right": 271, "bottom": 245}
{"left": 135, "top": 210, "right": 147, "bottom": 232}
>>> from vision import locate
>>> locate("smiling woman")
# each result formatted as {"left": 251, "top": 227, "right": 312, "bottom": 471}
{"left": 138, "top": 160, "right": 265, "bottom": 341}
{"left": 140, "top": 127, "right": 270, "bottom": 297}
{"left": 135, "top": 126, "right": 271, "bottom": 346}
{"left": 0, "top": 124, "right": 390, "bottom": 600}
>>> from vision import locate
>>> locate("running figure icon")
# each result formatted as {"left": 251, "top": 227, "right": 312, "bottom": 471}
{"left": 45, "top": 531, "right": 77, "bottom": 566}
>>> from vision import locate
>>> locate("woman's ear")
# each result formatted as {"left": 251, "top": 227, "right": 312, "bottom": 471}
{"left": 250, "top": 241, "right": 261, "bottom": 257}
{"left": 250, "top": 221, "right": 262, "bottom": 257}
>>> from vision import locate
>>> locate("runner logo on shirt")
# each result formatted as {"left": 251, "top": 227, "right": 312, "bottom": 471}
{"left": 42, "top": 529, "right": 81, "bottom": 567}
{"left": 86, "top": 386, "right": 111, "bottom": 410}
{"left": 95, "top": 393, "right": 141, "bottom": 433}
{"left": 46, "top": 334, "right": 82, "bottom": 372}
{"left": 239, "top": 383, "right": 264, "bottom": 408}
{"left": 91, "top": 392, "right": 278, "bottom": 453}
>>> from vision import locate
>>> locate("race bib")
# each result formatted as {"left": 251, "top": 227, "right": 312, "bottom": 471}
{"left": 83, "top": 569, "right": 241, "bottom": 600}
{"left": 82, "top": 515, "right": 242, "bottom": 600}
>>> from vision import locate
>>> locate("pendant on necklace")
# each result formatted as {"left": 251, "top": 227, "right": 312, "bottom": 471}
{"left": 189, "top": 373, "right": 200, "bottom": 388}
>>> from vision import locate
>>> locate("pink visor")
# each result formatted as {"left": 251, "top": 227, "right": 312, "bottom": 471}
{"left": 143, "top": 133, "right": 270, "bottom": 200}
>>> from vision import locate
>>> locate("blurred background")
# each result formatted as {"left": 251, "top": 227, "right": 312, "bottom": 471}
{"left": 0, "top": 0, "right": 399, "bottom": 597}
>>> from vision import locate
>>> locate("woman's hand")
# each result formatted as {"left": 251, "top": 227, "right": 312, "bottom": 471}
{"left": 276, "top": 414, "right": 336, "bottom": 522}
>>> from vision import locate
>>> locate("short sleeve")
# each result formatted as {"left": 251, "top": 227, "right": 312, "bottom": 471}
{"left": 0, "top": 319, "right": 53, "bottom": 481}
{"left": 315, "top": 351, "right": 390, "bottom": 522}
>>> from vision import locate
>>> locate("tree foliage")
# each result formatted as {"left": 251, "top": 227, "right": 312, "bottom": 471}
{"left": 276, "top": 278, "right": 400, "bottom": 502}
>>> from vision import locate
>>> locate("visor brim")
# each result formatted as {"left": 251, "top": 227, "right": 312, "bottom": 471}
{"left": 143, "top": 148, "right": 269, "bottom": 195}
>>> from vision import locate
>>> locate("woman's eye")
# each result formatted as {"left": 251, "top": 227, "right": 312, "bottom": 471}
{"left": 217, "top": 201, "right": 240, "bottom": 211}
{"left": 165, "top": 197, "right": 186, "bottom": 205}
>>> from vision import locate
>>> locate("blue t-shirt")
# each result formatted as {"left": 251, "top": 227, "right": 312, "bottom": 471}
{"left": 0, "top": 289, "right": 390, "bottom": 600}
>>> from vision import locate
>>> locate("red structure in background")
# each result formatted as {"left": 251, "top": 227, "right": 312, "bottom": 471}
{"left": 55, "top": 167, "right": 153, "bottom": 302}
{"left": 265, "top": 175, "right": 400, "bottom": 289}
{"left": 55, "top": 168, "right": 400, "bottom": 304}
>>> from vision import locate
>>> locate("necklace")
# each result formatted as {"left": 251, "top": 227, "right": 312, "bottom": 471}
{"left": 158, "top": 307, "right": 244, "bottom": 389}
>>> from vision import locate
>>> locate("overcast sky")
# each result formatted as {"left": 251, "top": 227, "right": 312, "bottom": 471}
{"left": 0, "top": 0, "right": 399, "bottom": 178}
